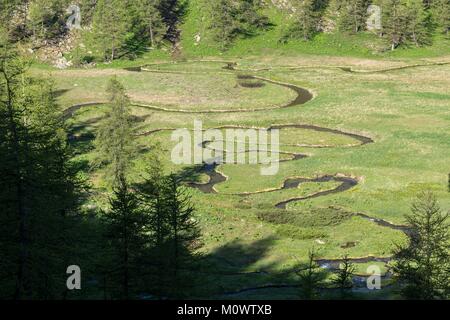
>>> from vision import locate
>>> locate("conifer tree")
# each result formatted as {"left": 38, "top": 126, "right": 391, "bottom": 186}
{"left": 393, "top": 192, "right": 450, "bottom": 299}
{"left": 210, "top": 0, "right": 241, "bottom": 50}
{"left": 136, "top": 152, "right": 171, "bottom": 298}
{"left": 432, "top": 0, "right": 450, "bottom": 35}
{"left": 28, "top": 0, "right": 67, "bottom": 41}
{"left": 103, "top": 177, "right": 149, "bottom": 299}
{"left": 382, "top": 0, "right": 410, "bottom": 50}
{"left": 136, "top": 153, "right": 201, "bottom": 299}
{"left": 405, "top": 0, "right": 433, "bottom": 46}
{"left": 331, "top": 255, "right": 355, "bottom": 298}
{"left": 164, "top": 174, "right": 201, "bottom": 298}
{"left": 209, "top": 0, "right": 269, "bottom": 50}
{"left": 0, "top": 0, "right": 21, "bottom": 28}
{"left": 237, "top": 0, "right": 270, "bottom": 33}
{"left": 0, "top": 33, "right": 83, "bottom": 299}
{"left": 337, "top": 0, "right": 371, "bottom": 33}
{"left": 295, "top": 248, "right": 327, "bottom": 299}
{"left": 283, "top": 0, "right": 321, "bottom": 41}
{"left": 137, "top": 0, "right": 167, "bottom": 48}
{"left": 90, "top": 0, "right": 131, "bottom": 61}
{"left": 93, "top": 77, "right": 136, "bottom": 185}
{"left": 158, "top": 0, "right": 188, "bottom": 43}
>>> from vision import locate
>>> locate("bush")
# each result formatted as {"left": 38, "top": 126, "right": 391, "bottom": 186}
{"left": 257, "top": 207, "right": 353, "bottom": 228}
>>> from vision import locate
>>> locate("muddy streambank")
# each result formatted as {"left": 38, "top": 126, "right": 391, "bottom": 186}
{"left": 186, "top": 121, "right": 374, "bottom": 198}
{"left": 123, "top": 64, "right": 313, "bottom": 113}
{"left": 274, "top": 175, "right": 358, "bottom": 209}
{"left": 270, "top": 124, "right": 373, "bottom": 146}
{"left": 64, "top": 61, "right": 410, "bottom": 298}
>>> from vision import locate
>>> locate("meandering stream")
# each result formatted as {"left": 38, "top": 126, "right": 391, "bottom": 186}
{"left": 64, "top": 61, "right": 413, "bottom": 297}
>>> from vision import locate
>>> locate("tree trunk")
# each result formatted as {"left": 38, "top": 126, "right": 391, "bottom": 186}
{"left": 123, "top": 198, "right": 129, "bottom": 299}
{"left": 149, "top": 17, "right": 155, "bottom": 48}
{"left": 124, "top": 245, "right": 129, "bottom": 299}
{"left": 111, "top": 44, "right": 115, "bottom": 62}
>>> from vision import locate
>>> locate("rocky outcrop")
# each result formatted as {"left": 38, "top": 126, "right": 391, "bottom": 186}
{"left": 270, "top": 0, "right": 295, "bottom": 13}
{"left": 34, "top": 30, "right": 80, "bottom": 68}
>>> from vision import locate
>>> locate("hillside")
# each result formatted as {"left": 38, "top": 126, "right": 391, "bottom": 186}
{"left": 178, "top": 0, "right": 450, "bottom": 59}
{"left": 4, "top": 0, "right": 449, "bottom": 67}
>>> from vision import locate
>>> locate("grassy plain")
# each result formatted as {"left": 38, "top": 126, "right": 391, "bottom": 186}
{"left": 40, "top": 48, "right": 450, "bottom": 299}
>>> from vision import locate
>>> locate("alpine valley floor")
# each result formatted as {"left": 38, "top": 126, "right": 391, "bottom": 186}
{"left": 44, "top": 54, "right": 450, "bottom": 299}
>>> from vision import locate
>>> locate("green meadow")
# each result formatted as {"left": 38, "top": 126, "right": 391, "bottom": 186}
{"left": 44, "top": 49, "right": 450, "bottom": 298}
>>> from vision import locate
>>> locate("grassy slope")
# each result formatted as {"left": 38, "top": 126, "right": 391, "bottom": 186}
{"left": 179, "top": 0, "right": 450, "bottom": 60}
{"left": 27, "top": 0, "right": 447, "bottom": 71}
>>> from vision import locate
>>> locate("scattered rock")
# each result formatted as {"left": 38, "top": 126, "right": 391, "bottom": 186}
{"left": 315, "top": 239, "right": 326, "bottom": 245}
{"left": 54, "top": 57, "right": 73, "bottom": 69}
{"left": 194, "top": 33, "right": 201, "bottom": 45}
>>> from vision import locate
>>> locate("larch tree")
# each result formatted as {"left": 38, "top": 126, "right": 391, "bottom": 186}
{"left": 283, "top": 0, "right": 322, "bottom": 41}
{"left": 137, "top": 0, "right": 167, "bottom": 48}
{"left": 431, "top": 0, "right": 450, "bottom": 36}
{"left": 209, "top": 0, "right": 241, "bottom": 50}
{"left": 27, "top": 0, "right": 67, "bottom": 41}
{"left": 158, "top": 0, "right": 188, "bottom": 43}
{"left": 137, "top": 153, "right": 171, "bottom": 299}
{"left": 163, "top": 174, "right": 201, "bottom": 298}
{"left": 92, "top": 77, "right": 147, "bottom": 299}
{"left": 337, "top": 0, "right": 371, "bottom": 33}
{"left": 90, "top": 0, "right": 131, "bottom": 61}
{"left": 0, "top": 31, "right": 83, "bottom": 299}
{"left": 393, "top": 192, "right": 450, "bottom": 300}
{"left": 381, "top": 0, "right": 410, "bottom": 50}
{"left": 331, "top": 255, "right": 355, "bottom": 299}
{"left": 405, "top": 0, "right": 433, "bottom": 46}
{"left": 136, "top": 152, "right": 202, "bottom": 299}
{"left": 103, "top": 177, "right": 149, "bottom": 299}
{"left": 209, "top": 0, "right": 269, "bottom": 50}
{"left": 92, "top": 76, "right": 136, "bottom": 185}
{"left": 295, "top": 248, "right": 327, "bottom": 299}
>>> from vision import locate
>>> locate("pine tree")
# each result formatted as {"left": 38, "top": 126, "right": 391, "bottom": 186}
{"left": 209, "top": 0, "right": 269, "bottom": 50}
{"left": 337, "top": 0, "right": 371, "bottom": 33}
{"left": 90, "top": 0, "right": 131, "bottom": 61}
{"left": 158, "top": 0, "right": 188, "bottom": 43}
{"left": 0, "top": 34, "right": 83, "bottom": 299}
{"left": 331, "top": 255, "right": 355, "bottom": 298}
{"left": 405, "top": 0, "right": 433, "bottom": 46}
{"left": 382, "top": 0, "right": 410, "bottom": 50}
{"left": 137, "top": 0, "right": 167, "bottom": 48}
{"left": 103, "top": 177, "right": 149, "bottom": 299}
{"left": 136, "top": 153, "right": 201, "bottom": 299}
{"left": 284, "top": 0, "right": 321, "bottom": 41}
{"left": 164, "top": 174, "right": 201, "bottom": 298}
{"left": 295, "top": 248, "right": 327, "bottom": 299}
{"left": 28, "top": 0, "right": 67, "bottom": 41}
{"left": 93, "top": 77, "right": 136, "bottom": 185}
{"left": 393, "top": 192, "right": 450, "bottom": 299}
{"left": 432, "top": 0, "right": 450, "bottom": 36}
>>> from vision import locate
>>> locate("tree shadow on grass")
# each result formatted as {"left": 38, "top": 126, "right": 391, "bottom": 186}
{"left": 192, "top": 236, "right": 304, "bottom": 298}
{"left": 173, "top": 164, "right": 209, "bottom": 184}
